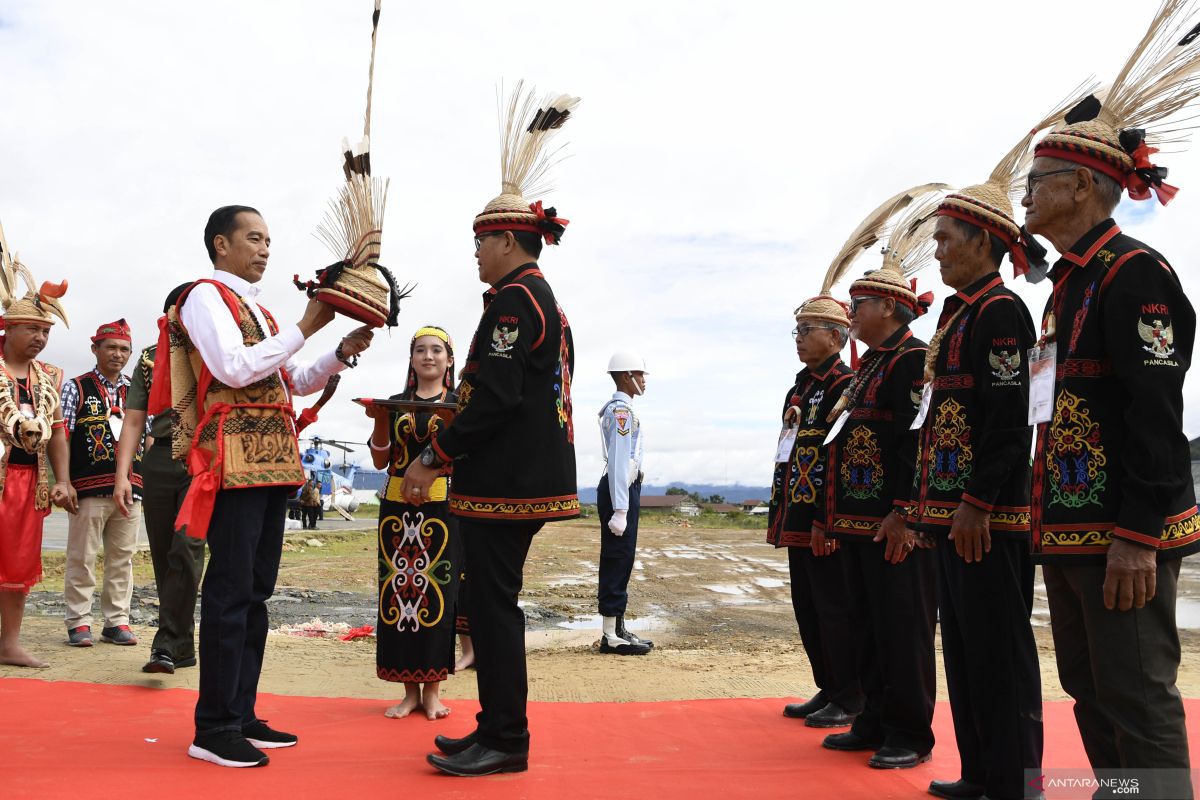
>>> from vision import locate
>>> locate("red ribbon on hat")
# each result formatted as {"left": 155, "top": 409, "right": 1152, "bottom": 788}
{"left": 529, "top": 200, "right": 570, "bottom": 244}
{"left": 909, "top": 279, "right": 934, "bottom": 318}
{"left": 1127, "top": 141, "right": 1179, "bottom": 205}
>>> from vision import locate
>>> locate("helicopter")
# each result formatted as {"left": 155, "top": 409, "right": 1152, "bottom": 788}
{"left": 297, "top": 435, "right": 363, "bottom": 514}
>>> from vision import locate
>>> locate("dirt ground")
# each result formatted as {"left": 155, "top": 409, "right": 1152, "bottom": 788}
{"left": 8, "top": 518, "right": 1200, "bottom": 706}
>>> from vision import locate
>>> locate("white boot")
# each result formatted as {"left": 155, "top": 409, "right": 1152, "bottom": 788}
{"left": 601, "top": 615, "right": 628, "bottom": 648}
{"left": 600, "top": 615, "right": 650, "bottom": 655}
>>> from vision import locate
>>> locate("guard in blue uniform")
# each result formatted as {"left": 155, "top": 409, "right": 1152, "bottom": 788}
{"left": 596, "top": 352, "right": 651, "bottom": 656}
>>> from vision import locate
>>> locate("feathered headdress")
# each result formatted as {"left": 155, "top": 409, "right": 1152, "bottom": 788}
{"left": 0, "top": 218, "right": 69, "bottom": 329}
{"left": 796, "top": 184, "right": 947, "bottom": 327}
{"left": 847, "top": 184, "right": 949, "bottom": 317}
{"left": 473, "top": 82, "right": 581, "bottom": 245}
{"left": 940, "top": 86, "right": 1096, "bottom": 278}
{"left": 295, "top": 0, "right": 408, "bottom": 328}
{"left": 1036, "top": 0, "right": 1200, "bottom": 204}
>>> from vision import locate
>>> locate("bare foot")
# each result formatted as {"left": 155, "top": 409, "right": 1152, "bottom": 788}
{"left": 0, "top": 645, "right": 49, "bottom": 669}
{"left": 454, "top": 653, "right": 474, "bottom": 671}
{"left": 383, "top": 694, "right": 422, "bottom": 719}
{"left": 423, "top": 696, "right": 451, "bottom": 720}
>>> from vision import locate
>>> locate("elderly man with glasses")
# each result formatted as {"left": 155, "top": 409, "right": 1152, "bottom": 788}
{"left": 769, "top": 294, "right": 863, "bottom": 730}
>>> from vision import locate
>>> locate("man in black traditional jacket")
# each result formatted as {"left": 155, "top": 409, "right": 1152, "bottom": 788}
{"left": 402, "top": 87, "right": 580, "bottom": 778}
{"left": 769, "top": 294, "right": 860, "bottom": 729}
{"left": 913, "top": 178, "right": 1043, "bottom": 800}
{"left": 818, "top": 260, "right": 935, "bottom": 770}
{"left": 1022, "top": 90, "right": 1200, "bottom": 798}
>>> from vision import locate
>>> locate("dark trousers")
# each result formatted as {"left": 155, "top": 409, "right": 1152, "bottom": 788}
{"left": 142, "top": 443, "right": 204, "bottom": 661}
{"left": 1044, "top": 558, "right": 1192, "bottom": 799}
{"left": 939, "top": 537, "right": 1042, "bottom": 799}
{"left": 841, "top": 537, "right": 937, "bottom": 754}
{"left": 194, "top": 486, "right": 288, "bottom": 735}
{"left": 461, "top": 519, "right": 541, "bottom": 754}
{"left": 597, "top": 478, "right": 640, "bottom": 617}
{"left": 788, "top": 546, "right": 863, "bottom": 713}
{"left": 301, "top": 506, "right": 318, "bottom": 529}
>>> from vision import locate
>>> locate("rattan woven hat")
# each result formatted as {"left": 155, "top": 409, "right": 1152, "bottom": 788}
{"left": 938, "top": 90, "right": 1093, "bottom": 277}
{"left": 473, "top": 82, "right": 580, "bottom": 245}
{"left": 0, "top": 218, "right": 68, "bottom": 329}
{"left": 847, "top": 186, "right": 950, "bottom": 317}
{"left": 294, "top": 0, "right": 408, "bottom": 329}
{"left": 796, "top": 184, "right": 947, "bottom": 327}
{"left": 1035, "top": 0, "right": 1200, "bottom": 205}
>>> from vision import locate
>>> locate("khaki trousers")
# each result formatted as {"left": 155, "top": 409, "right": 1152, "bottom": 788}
{"left": 64, "top": 496, "right": 140, "bottom": 629}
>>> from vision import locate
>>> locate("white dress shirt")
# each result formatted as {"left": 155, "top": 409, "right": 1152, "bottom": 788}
{"left": 179, "top": 269, "right": 343, "bottom": 396}
{"left": 599, "top": 390, "right": 644, "bottom": 512}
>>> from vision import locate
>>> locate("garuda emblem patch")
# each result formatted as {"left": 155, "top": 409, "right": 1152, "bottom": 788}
{"left": 1139, "top": 317, "right": 1175, "bottom": 358}
{"left": 491, "top": 325, "right": 518, "bottom": 353}
{"left": 989, "top": 349, "right": 1020, "bottom": 381}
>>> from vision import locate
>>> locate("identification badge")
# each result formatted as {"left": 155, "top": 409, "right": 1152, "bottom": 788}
{"left": 775, "top": 426, "right": 797, "bottom": 463}
{"left": 1028, "top": 342, "right": 1057, "bottom": 425}
{"left": 910, "top": 384, "right": 932, "bottom": 431}
{"left": 823, "top": 410, "right": 850, "bottom": 445}
{"left": 108, "top": 411, "right": 124, "bottom": 444}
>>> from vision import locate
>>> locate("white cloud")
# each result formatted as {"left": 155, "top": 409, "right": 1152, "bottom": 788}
{"left": 4, "top": 0, "right": 1200, "bottom": 486}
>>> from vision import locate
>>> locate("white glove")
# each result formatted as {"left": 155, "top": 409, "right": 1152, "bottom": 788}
{"left": 608, "top": 509, "right": 627, "bottom": 536}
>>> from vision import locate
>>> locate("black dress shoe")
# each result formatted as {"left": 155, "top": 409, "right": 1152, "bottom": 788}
{"left": 868, "top": 745, "right": 932, "bottom": 769}
{"left": 928, "top": 778, "right": 985, "bottom": 799}
{"left": 804, "top": 702, "right": 857, "bottom": 728}
{"left": 142, "top": 649, "right": 175, "bottom": 674}
{"left": 175, "top": 655, "right": 198, "bottom": 668}
{"left": 433, "top": 732, "right": 478, "bottom": 756}
{"left": 599, "top": 635, "right": 651, "bottom": 656}
{"left": 616, "top": 615, "right": 654, "bottom": 649}
{"left": 782, "top": 693, "right": 826, "bottom": 719}
{"left": 427, "top": 743, "right": 528, "bottom": 777}
{"left": 822, "top": 730, "right": 882, "bottom": 751}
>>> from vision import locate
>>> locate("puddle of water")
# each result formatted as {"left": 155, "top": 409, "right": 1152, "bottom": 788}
{"left": 556, "top": 614, "right": 664, "bottom": 631}
{"left": 753, "top": 577, "right": 785, "bottom": 589}
{"left": 548, "top": 577, "right": 589, "bottom": 588}
{"left": 703, "top": 584, "right": 749, "bottom": 596}
{"left": 1178, "top": 598, "right": 1200, "bottom": 630}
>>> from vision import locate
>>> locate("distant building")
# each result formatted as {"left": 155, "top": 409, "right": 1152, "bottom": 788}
{"left": 740, "top": 500, "right": 762, "bottom": 512}
{"left": 639, "top": 495, "right": 701, "bottom": 516}
{"left": 702, "top": 503, "right": 740, "bottom": 514}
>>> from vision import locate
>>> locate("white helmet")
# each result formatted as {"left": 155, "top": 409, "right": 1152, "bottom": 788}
{"left": 607, "top": 351, "right": 648, "bottom": 373}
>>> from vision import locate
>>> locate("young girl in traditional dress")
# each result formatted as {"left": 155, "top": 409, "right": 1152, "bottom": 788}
{"left": 366, "top": 326, "right": 460, "bottom": 720}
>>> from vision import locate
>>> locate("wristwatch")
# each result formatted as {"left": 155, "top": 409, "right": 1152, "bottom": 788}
{"left": 419, "top": 445, "right": 445, "bottom": 469}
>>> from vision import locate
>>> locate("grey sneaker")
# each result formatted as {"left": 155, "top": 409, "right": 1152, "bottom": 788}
{"left": 67, "top": 626, "right": 93, "bottom": 647}
{"left": 99, "top": 625, "right": 138, "bottom": 645}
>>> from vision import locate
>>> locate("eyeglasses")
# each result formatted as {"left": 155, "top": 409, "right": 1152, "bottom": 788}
{"left": 1025, "top": 168, "right": 1076, "bottom": 196}
{"left": 848, "top": 296, "right": 882, "bottom": 314}
{"left": 792, "top": 324, "right": 835, "bottom": 339}
{"left": 473, "top": 232, "right": 503, "bottom": 250}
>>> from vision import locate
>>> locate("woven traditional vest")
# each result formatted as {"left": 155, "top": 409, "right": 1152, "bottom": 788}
{"left": 67, "top": 372, "right": 143, "bottom": 499}
{"left": 170, "top": 280, "right": 304, "bottom": 491}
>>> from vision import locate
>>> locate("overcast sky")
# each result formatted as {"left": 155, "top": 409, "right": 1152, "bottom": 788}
{"left": 3, "top": 0, "right": 1200, "bottom": 489}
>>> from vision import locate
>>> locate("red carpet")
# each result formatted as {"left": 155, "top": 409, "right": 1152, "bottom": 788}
{"left": 1, "top": 679, "right": 1197, "bottom": 799}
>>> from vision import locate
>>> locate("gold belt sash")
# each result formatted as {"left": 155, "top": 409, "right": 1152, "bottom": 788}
{"left": 385, "top": 475, "right": 448, "bottom": 503}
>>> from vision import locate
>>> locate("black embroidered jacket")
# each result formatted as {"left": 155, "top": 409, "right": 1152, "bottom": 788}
{"left": 1031, "top": 219, "right": 1200, "bottom": 562}
{"left": 766, "top": 354, "right": 853, "bottom": 547}
{"left": 821, "top": 327, "right": 927, "bottom": 538}
{"left": 432, "top": 264, "right": 579, "bottom": 523}
{"left": 908, "top": 273, "right": 1035, "bottom": 539}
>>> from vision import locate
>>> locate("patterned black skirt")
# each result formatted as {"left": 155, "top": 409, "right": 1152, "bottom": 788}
{"left": 376, "top": 496, "right": 461, "bottom": 682}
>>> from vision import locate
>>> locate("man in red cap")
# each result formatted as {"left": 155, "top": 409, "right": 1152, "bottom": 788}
{"left": 61, "top": 318, "right": 141, "bottom": 647}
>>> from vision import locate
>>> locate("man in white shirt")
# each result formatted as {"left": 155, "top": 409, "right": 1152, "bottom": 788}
{"left": 596, "top": 352, "right": 652, "bottom": 656}
{"left": 178, "top": 205, "right": 372, "bottom": 769}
